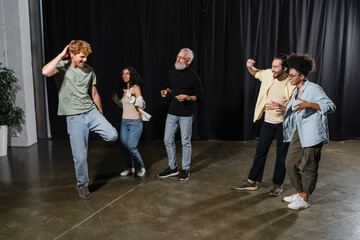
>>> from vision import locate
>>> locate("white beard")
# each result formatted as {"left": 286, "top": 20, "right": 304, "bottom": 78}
{"left": 175, "top": 62, "right": 186, "bottom": 70}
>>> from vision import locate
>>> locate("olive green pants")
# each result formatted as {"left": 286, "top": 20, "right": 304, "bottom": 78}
{"left": 285, "top": 129, "right": 322, "bottom": 195}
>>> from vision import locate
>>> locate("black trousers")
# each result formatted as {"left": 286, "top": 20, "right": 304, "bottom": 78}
{"left": 248, "top": 122, "right": 289, "bottom": 185}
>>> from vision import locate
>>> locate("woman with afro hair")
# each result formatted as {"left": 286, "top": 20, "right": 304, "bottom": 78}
{"left": 268, "top": 53, "right": 336, "bottom": 210}
{"left": 112, "top": 67, "right": 151, "bottom": 178}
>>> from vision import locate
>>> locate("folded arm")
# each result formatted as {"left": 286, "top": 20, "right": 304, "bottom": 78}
{"left": 127, "top": 85, "right": 146, "bottom": 110}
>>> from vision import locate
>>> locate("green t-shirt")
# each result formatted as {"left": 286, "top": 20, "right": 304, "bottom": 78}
{"left": 54, "top": 60, "right": 96, "bottom": 116}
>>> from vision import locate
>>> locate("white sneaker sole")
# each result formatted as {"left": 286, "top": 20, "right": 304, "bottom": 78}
{"left": 120, "top": 168, "right": 135, "bottom": 177}
{"left": 158, "top": 171, "right": 179, "bottom": 179}
{"left": 120, "top": 172, "right": 135, "bottom": 177}
{"left": 269, "top": 188, "right": 283, "bottom": 196}
{"left": 283, "top": 194, "right": 299, "bottom": 203}
{"left": 287, "top": 203, "right": 310, "bottom": 210}
{"left": 180, "top": 173, "right": 190, "bottom": 181}
{"left": 234, "top": 186, "right": 258, "bottom": 191}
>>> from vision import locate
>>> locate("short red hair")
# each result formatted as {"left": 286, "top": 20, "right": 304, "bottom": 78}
{"left": 68, "top": 40, "right": 92, "bottom": 55}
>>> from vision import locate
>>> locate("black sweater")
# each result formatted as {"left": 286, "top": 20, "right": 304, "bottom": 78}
{"left": 167, "top": 68, "right": 204, "bottom": 116}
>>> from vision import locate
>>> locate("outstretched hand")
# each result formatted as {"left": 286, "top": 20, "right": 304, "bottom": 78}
{"left": 265, "top": 100, "right": 280, "bottom": 110}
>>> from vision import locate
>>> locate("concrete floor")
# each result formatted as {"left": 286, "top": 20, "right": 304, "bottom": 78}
{"left": 0, "top": 139, "right": 360, "bottom": 240}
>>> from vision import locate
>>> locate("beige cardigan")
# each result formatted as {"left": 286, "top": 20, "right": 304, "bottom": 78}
{"left": 253, "top": 69, "right": 296, "bottom": 122}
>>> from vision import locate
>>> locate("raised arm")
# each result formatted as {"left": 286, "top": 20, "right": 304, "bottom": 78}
{"left": 42, "top": 45, "right": 69, "bottom": 77}
{"left": 246, "top": 59, "right": 259, "bottom": 77}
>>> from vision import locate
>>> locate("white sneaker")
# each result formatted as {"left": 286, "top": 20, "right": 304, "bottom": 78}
{"left": 120, "top": 168, "right": 135, "bottom": 176}
{"left": 283, "top": 193, "right": 300, "bottom": 203}
{"left": 136, "top": 168, "right": 146, "bottom": 178}
{"left": 287, "top": 197, "right": 310, "bottom": 210}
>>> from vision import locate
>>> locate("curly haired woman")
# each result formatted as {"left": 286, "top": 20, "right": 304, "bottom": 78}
{"left": 112, "top": 67, "right": 150, "bottom": 178}
{"left": 268, "top": 53, "right": 336, "bottom": 210}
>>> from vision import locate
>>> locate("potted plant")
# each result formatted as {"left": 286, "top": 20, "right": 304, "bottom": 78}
{"left": 0, "top": 64, "right": 24, "bottom": 156}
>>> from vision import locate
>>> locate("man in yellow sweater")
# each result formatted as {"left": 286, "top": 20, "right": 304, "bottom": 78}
{"left": 235, "top": 54, "right": 296, "bottom": 196}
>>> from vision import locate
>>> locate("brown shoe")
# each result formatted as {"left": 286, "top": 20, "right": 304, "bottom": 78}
{"left": 76, "top": 185, "right": 92, "bottom": 200}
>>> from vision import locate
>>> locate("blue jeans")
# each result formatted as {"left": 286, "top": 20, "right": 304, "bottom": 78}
{"left": 164, "top": 114, "right": 193, "bottom": 170}
{"left": 120, "top": 118, "right": 144, "bottom": 169}
{"left": 66, "top": 108, "right": 118, "bottom": 187}
{"left": 248, "top": 122, "right": 289, "bottom": 185}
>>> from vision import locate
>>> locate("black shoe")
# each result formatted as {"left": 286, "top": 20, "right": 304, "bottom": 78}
{"left": 179, "top": 170, "right": 190, "bottom": 181}
{"left": 269, "top": 184, "right": 283, "bottom": 196}
{"left": 158, "top": 167, "right": 179, "bottom": 178}
{"left": 76, "top": 185, "right": 92, "bottom": 200}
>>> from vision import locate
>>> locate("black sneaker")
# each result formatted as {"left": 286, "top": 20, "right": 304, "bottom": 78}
{"left": 269, "top": 184, "right": 283, "bottom": 196}
{"left": 76, "top": 185, "right": 92, "bottom": 200}
{"left": 234, "top": 180, "right": 257, "bottom": 191}
{"left": 158, "top": 167, "right": 179, "bottom": 178}
{"left": 179, "top": 170, "right": 190, "bottom": 181}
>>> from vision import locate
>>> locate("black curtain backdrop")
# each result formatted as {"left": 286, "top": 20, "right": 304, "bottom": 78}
{"left": 42, "top": 0, "right": 360, "bottom": 141}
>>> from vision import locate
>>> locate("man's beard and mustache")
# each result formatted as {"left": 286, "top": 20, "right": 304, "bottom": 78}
{"left": 175, "top": 61, "right": 187, "bottom": 70}
{"left": 273, "top": 69, "right": 284, "bottom": 78}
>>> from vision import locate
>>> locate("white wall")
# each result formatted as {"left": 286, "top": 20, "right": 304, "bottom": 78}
{"left": 0, "top": 0, "right": 37, "bottom": 147}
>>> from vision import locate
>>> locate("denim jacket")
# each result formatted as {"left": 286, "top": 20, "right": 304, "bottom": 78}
{"left": 283, "top": 80, "right": 336, "bottom": 147}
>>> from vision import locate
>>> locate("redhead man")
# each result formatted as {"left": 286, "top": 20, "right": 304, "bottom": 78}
{"left": 42, "top": 40, "right": 118, "bottom": 200}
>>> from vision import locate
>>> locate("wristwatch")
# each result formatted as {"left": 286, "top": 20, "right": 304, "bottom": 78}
{"left": 187, "top": 95, "right": 191, "bottom": 101}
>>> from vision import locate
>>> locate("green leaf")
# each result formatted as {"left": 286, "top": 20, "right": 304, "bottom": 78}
{"left": 0, "top": 64, "right": 24, "bottom": 127}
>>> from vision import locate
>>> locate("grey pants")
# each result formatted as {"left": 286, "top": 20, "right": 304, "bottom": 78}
{"left": 285, "top": 129, "right": 322, "bottom": 195}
